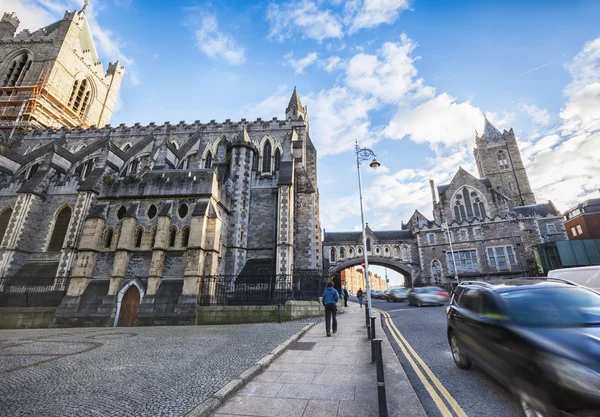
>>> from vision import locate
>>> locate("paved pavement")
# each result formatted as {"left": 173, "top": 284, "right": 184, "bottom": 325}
{"left": 213, "top": 302, "right": 426, "bottom": 417}
{"left": 0, "top": 322, "right": 309, "bottom": 417}
{"left": 368, "top": 296, "right": 525, "bottom": 417}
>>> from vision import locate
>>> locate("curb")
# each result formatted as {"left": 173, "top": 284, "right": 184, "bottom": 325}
{"left": 185, "top": 321, "right": 317, "bottom": 417}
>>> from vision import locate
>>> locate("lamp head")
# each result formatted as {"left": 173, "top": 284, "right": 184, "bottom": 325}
{"left": 369, "top": 159, "right": 381, "bottom": 169}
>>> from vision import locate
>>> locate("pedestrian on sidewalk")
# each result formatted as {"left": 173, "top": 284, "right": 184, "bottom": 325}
{"left": 343, "top": 287, "right": 349, "bottom": 307}
{"left": 357, "top": 288, "right": 364, "bottom": 308}
{"left": 322, "top": 281, "right": 339, "bottom": 337}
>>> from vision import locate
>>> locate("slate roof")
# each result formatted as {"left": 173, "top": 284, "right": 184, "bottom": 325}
{"left": 483, "top": 116, "right": 503, "bottom": 142}
{"left": 324, "top": 230, "right": 413, "bottom": 243}
{"left": 512, "top": 203, "right": 558, "bottom": 217}
{"left": 324, "top": 232, "right": 362, "bottom": 243}
{"left": 373, "top": 230, "right": 413, "bottom": 240}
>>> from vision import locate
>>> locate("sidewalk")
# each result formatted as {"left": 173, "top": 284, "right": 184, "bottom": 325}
{"left": 212, "top": 302, "right": 426, "bottom": 417}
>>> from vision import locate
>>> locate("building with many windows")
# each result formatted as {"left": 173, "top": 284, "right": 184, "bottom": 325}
{"left": 563, "top": 198, "right": 600, "bottom": 240}
{"left": 324, "top": 117, "right": 567, "bottom": 286}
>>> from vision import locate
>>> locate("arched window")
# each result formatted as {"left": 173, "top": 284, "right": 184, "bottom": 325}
{"left": 339, "top": 247, "right": 345, "bottom": 259}
{"left": 330, "top": 248, "right": 336, "bottom": 262}
{"left": 348, "top": 247, "right": 353, "bottom": 256}
{"left": 121, "top": 143, "right": 131, "bottom": 152}
{"left": 497, "top": 151, "right": 509, "bottom": 170}
{"left": 134, "top": 227, "right": 143, "bottom": 248}
{"left": 3, "top": 52, "right": 32, "bottom": 87}
{"left": 68, "top": 78, "right": 92, "bottom": 116}
{"left": 366, "top": 238, "right": 371, "bottom": 252}
{"left": 181, "top": 226, "right": 190, "bottom": 248}
{"left": 74, "top": 158, "right": 96, "bottom": 180}
{"left": 25, "top": 163, "right": 39, "bottom": 180}
{"left": 252, "top": 152, "right": 258, "bottom": 171}
{"left": 262, "top": 141, "right": 272, "bottom": 173}
{"left": 169, "top": 227, "right": 177, "bottom": 247}
{"left": 150, "top": 227, "right": 157, "bottom": 247}
{"left": 147, "top": 204, "right": 157, "bottom": 220}
{"left": 358, "top": 247, "right": 362, "bottom": 255}
{"left": 453, "top": 187, "right": 487, "bottom": 222}
{"left": 104, "top": 228, "right": 114, "bottom": 248}
{"left": 205, "top": 151, "right": 212, "bottom": 169}
{"left": 431, "top": 260, "right": 442, "bottom": 282}
{"left": 274, "top": 148, "right": 281, "bottom": 170}
{"left": 48, "top": 206, "right": 71, "bottom": 251}
{"left": 0, "top": 207, "right": 13, "bottom": 244}
{"left": 401, "top": 246, "right": 409, "bottom": 261}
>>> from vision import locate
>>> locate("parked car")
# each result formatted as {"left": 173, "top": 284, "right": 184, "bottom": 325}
{"left": 407, "top": 287, "right": 449, "bottom": 306}
{"left": 548, "top": 266, "right": 600, "bottom": 292}
{"left": 447, "top": 278, "right": 600, "bottom": 417}
{"left": 386, "top": 287, "right": 408, "bottom": 302}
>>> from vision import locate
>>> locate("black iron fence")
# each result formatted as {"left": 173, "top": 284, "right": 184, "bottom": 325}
{"left": 0, "top": 276, "right": 70, "bottom": 307}
{"left": 196, "top": 273, "right": 328, "bottom": 306}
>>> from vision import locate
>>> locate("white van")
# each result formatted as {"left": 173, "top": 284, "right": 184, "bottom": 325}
{"left": 548, "top": 266, "right": 600, "bottom": 291}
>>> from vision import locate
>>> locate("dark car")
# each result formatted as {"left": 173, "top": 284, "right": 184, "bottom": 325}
{"left": 407, "top": 286, "right": 450, "bottom": 306}
{"left": 371, "top": 290, "right": 384, "bottom": 299}
{"left": 386, "top": 287, "right": 408, "bottom": 302}
{"left": 447, "top": 279, "right": 600, "bottom": 417}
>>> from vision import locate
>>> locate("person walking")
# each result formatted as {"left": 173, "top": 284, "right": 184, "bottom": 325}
{"left": 322, "top": 281, "right": 339, "bottom": 337}
{"left": 343, "top": 287, "right": 349, "bottom": 307}
{"left": 356, "top": 288, "right": 364, "bottom": 308}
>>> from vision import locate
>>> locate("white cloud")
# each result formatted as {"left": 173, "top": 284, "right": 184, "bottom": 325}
{"left": 193, "top": 12, "right": 245, "bottom": 66}
{"left": 266, "top": 2, "right": 343, "bottom": 42}
{"left": 518, "top": 103, "right": 550, "bottom": 126}
{"left": 244, "top": 85, "right": 290, "bottom": 120}
{"left": 5, "top": 0, "right": 139, "bottom": 85}
{"left": 322, "top": 56, "right": 343, "bottom": 73}
{"left": 345, "top": 34, "right": 433, "bottom": 103}
{"left": 564, "top": 38, "right": 600, "bottom": 97}
{"left": 384, "top": 93, "right": 483, "bottom": 145}
{"left": 344, "top": 0, "right": 411, "bottom": 34}
{"left": 284, "top": 52, "right": 319, "bottom": 74}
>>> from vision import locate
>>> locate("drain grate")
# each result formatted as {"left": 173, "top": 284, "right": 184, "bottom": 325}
{"left": 288, "top": 342, "right": 316, "bottom": 351}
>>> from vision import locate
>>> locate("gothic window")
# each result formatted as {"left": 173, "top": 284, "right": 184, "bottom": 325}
{"left": 48, "top": 206, "right": 71, "bottom": 251}
{"left": 169, "top": 227, "right": 177, "bottom": 247}
{"left": 252, "top": 152, "right": 258, "bottom": 171}
{"left": 104, "top": 228, "right": 114, "bottom": 248}
{"left": 150, "top": 227, "right": 157, "bottom": 247}
{"left": 394, "top": 246, "right": 399, "bottom": 257}
{"left": 375, "top": 247, "right": 380, "bottom": 254}
{"left": 178, "top": 203, "right": 188, "bottom": 218}
{"left": 338, "top": 247, "right": 344, "bottom": 259}
{"left": 121, "top": 143, "right": 131, "bottom": 152}
{"left": 366, "top": 238, "right": 371, "bottom": 252}
{"left": 262, "top": 141, "right": 272, "bottom": 173}
{"left": 431, "top": 260, "right": 442, "bottom": 282}
{"left": 358, "top": 247, "right": 362, "bottom": 255}
{"left": 330, "top": 248, "right": 336, "bottom": 262}
{"left": 134, "top": 227, "right": 143, "bottom": 248}
{"left": 3, "top": 52, "right": 32, "bottom": 87}
{"left": 428, "top": 234, "right": 435, "bottom": 245}
{"left": 274, "top": 149, "right": 281, "bottom": 170}
{"left": 0, "top": 207, "right": 12, "bottom": 244}
{"left": 181, "top": 226, "right": 190, "bottom": 248}
{"left": 68, "top": 78, "right": 93, "bottom": 117}
{"left": 497, "top": 151, "right": 510, "bottom": 170}
{"left": 348, "top": 247, "right": 353, "bottom": 256}
{"left": 205, "top": 151, "right": 212, "bottom": 169}
{"left": 116, "top": 206, "right": 126, "bottom": 220}
{"left": 453, "top": 188, "right": 487, "bottom": 221}
{"left": 75, "top": 158, "right": 96, "bottom": 180}
{"left": 384, "top": 246, "right": 389, "bottom": 255}
{"left": 25, "top": 163, "right": 39, "bottom": 180}
{"left": 147, "top": 204, "right": 157, "bottom": 220}
{"left": 401, "top": 246, "right": 409, "bottom": 261}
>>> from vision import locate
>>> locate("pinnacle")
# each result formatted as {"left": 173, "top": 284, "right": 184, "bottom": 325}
{"left": 482, "top": 115, "right": 503, "bottom": 142}
{"left": 286, "top": 87, "right": 303, "bottom": 114}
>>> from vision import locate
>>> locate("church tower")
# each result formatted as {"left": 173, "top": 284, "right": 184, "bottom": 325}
{"left": 0, "top": 8, "right": 124, "bottom": 139}
{"left": 473, "top": 117, "right": 536, "bottom": 206}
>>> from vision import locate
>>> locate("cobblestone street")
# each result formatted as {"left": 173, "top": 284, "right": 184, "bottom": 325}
{"left": 0, "top": 322, "right": 310, "bottom": 417}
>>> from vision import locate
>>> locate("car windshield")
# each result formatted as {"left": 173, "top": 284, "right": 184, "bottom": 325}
{"left": 500, "top": 287, "right": 600, "bottom": 327}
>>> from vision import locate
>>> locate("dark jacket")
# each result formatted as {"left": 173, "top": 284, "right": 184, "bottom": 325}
{"left": 356, "top": 290, "right": 364, "bottom": 298}
{"left": 322, "top": 286, "right": 339, "bottom": 306}
{"left": 343, "top": 289, "right": 349, "bottom": 298}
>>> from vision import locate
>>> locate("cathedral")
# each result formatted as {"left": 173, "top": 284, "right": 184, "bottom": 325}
{"left": 0, "top": 10, "right": 321, "bottom": 326}
{"left": 324, "top": 118, "right": 567, "bottom": 287}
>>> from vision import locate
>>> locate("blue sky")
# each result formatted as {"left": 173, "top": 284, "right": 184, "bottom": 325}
{"left": 11, "top": 0, "right": 600, "bottom": 285}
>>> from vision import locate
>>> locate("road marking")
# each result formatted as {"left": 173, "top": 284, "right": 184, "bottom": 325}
{"left": 379, "top": 310, "right": 469, "bottom": 417}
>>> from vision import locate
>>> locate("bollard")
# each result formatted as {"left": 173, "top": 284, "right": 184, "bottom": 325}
{"left": 367, "top": 321, "right": 371, "bottom": 340}
{"left": 373, "top": 339, "right": 388, "bottom": 417}
{"left": 365, "top": 302, "right": 370, "bottom": 326}
{"left": 277, "top": 304, "right": 282, "bottom": 323}
{"left": 370, "top": 316, "right": 376, "bottom": 339}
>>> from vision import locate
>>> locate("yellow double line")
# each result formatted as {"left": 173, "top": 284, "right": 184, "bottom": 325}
{"left": 379, "top": 310, "right": 468, "bottom": 417}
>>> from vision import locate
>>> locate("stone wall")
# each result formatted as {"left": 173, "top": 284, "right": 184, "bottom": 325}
{"left": 0, "top": 307, "right": 56, "bottom": 329}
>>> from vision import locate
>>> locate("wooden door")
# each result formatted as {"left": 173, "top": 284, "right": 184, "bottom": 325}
{"left": 117, "top": 286, "right": 140, "bottom": 327}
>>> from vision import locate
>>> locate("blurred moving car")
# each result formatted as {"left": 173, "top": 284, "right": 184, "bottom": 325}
{"left": 407, "top": 287, "right": 450, "bottom": 306}
{"left": 447, "top": 278, "right": 600, "bottom": 417}
{"left": 371, "top": 290, "right": 384, "bottom": 299}
{"left": 548, "top": 266, "right": 600, "bottom": 292}
{"left": 386, "top": 287, "right": 408, "bottom": 302}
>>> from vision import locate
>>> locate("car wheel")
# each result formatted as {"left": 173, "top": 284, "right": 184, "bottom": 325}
{"left": 417, "top": 299, "right": 423, "bottom": 307}
{"left": 515, "top": 382, "right": 558, "bottom": 417}
{"left": 449, "top": 332, "right": 471, "bottom": 369}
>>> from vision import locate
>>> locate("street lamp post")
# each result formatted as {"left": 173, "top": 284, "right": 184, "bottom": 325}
{"left": 355, "top": 140, "right": 381, "bottom": 316}
{"left": 441, "top": 222, "right": 459, "bottom": 285}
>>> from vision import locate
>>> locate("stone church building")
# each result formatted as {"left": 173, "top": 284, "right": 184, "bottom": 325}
{"left": 0, "top": 9, "right": 321, "bottom": 326}
{"left": 324, "top": 118, "right": 567, "bottom": 287}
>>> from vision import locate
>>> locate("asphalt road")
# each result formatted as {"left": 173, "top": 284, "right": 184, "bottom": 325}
{"left": 355, "top": 296, "right": 525, "bottom": 417}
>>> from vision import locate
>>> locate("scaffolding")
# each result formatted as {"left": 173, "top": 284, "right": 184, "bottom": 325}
{"left": 0, "top": 68, "right": 88, "bottom": 140}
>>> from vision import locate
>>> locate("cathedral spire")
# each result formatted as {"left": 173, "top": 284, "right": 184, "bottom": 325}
{"left": 285, "top": 87, "right": 304, "bottom": 119}
{"left": 482, "top": 115, "right": 503, "bottom": 142}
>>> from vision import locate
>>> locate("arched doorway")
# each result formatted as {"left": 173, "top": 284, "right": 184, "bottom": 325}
{"left": 117, "top": 286, "right": 140, "bottom": 327}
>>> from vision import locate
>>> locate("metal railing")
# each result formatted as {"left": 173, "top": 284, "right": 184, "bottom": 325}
{"left": 0, "top": 276, "right": 70, "bottom": 307}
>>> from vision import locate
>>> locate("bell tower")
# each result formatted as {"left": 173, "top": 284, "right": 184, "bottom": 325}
{"left": 473, "top": 117, "right": 536, "bottom": 206}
